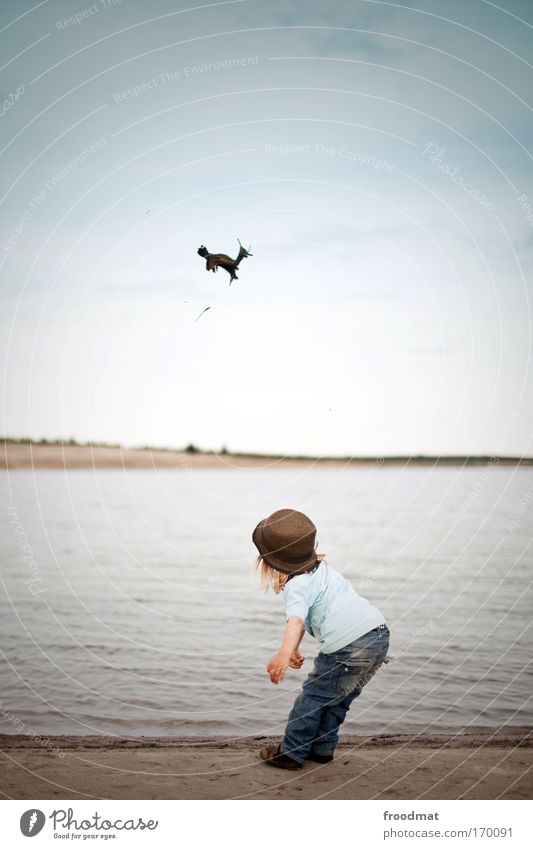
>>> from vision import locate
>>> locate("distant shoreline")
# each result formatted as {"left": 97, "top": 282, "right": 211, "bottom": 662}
{"left": 1, "top": 439, "right": 532, "bottom": 469}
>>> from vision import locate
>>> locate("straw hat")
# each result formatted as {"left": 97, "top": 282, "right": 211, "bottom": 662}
{"left": 252, "top": 508, "right": 318, "bottom": 575}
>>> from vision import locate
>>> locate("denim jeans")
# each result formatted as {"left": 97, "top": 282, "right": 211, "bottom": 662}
{"left": 280, "top": 625, "right": 390, "bottom": 764}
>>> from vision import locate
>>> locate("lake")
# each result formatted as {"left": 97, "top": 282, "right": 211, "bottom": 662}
{"left": 1, "top": 466, "right": 531, "bottom": 738}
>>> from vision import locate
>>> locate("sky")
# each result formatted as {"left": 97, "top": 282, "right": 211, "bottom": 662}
{"left": 1, "top": 0, "right": 532, "bottom": 457}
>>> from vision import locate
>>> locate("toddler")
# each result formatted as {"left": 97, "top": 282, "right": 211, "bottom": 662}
{"left": 253, "top": 507, "right": 389, "bottom": 770}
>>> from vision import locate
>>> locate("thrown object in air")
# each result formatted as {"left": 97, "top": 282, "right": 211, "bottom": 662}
{"left": 197, "top": 239, "right": 252, "bottom": 284}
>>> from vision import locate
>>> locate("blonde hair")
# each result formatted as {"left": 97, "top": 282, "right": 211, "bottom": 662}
{"left": 254, "top": 552, "right": 326, "bottom": 594}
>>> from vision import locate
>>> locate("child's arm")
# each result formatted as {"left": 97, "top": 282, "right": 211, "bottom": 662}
{"left": 267, "top": 616, "right": 305, "bottom": 685}
{"left": 288, "top": 625, "right": 305, "bottom": 668}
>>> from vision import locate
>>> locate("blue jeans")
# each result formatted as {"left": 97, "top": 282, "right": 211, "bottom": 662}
{"left": 280, "top": 625, "right": 390, "bottom": 764}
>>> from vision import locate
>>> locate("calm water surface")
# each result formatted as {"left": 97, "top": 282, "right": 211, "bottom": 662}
{"left": 1, "top": 466, "right": 531, "bottom": 737}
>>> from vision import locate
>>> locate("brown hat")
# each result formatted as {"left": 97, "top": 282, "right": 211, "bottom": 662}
{"left": 252, "top": 508, "right": 318, "bottom": 575}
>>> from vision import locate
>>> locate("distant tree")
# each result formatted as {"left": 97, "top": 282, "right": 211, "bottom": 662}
{"left": 220, "top": 445, "right": 229, "bottom": 455}
{"left": 185, "top": 443, "right": 199, "bottom": 454}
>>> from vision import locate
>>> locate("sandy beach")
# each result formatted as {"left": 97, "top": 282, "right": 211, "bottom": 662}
{"left": 1, "top": 442, "right": 360, "bottom": 470}
{"left": 1, "top": 442, "right": 274, "bottom": 470}
{"left": 1, "top": 732, "right": 531, "bottom": 800}
{"left": 2, "top": 442, "right": 531, "bottom": 470}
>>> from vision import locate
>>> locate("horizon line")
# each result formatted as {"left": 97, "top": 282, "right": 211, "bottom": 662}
{"left": 2, "top": 437, "right": 532, "bottom": 464}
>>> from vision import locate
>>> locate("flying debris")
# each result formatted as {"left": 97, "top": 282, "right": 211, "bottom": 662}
{"left": 195, "top": 307, "right": 211, "bottom": 322}
{"left": 197, "top": 239, "right": 252, "bottom": 284}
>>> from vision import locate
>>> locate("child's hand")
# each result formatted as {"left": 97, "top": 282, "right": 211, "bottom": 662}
{"left": 267, "top": 653, "right": 290, "bottom": 685}
{"left": 289, "top": 650, "right": 305, "bottom": 669}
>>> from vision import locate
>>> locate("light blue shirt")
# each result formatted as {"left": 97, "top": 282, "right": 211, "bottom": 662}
{"left": 283, "top": 563, "right": 385, "bottom": 654}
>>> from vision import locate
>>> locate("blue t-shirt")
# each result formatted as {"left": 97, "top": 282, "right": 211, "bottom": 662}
{"left": 283, "top": 563, "right": 385, "bottom": 654}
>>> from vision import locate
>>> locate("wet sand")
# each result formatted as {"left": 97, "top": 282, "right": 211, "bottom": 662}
{"left": 1, "top": 732, "right": 531, "bottom": 800}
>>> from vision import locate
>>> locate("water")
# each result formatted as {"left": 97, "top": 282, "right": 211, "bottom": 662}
{"left": 1, "top": 466, "right": 531, "bottom": 738}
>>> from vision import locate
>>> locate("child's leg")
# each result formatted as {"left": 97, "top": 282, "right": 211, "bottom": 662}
{"left": 311, "top": 689, "right": 362, "bottom": 756}
{"left": 312, "top": 643, "right": 389, "bottom": 756}
{"left": 280, "top": 653, "right": 340, "bottom": 764}
{"left": 281, "top": 629, "right": 389, "bottom": 764}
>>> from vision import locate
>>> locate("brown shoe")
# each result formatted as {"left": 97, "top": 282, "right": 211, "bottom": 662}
{"left": 260, "top": 743, "right": 302, "bottom": 770}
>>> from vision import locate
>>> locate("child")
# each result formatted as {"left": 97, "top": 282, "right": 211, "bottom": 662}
{"left": 253, "top": 507, "right": 389, "bottom": 770}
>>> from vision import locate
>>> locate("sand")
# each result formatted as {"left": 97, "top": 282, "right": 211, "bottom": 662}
{"left": 2, "top": 442, "right": 531, "bottom": 470}
{"left": 1, "top": 732, "right": 531, "bottom": 800}
{"left": 1, "top": 442, "right": 344, "bottom": 470}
